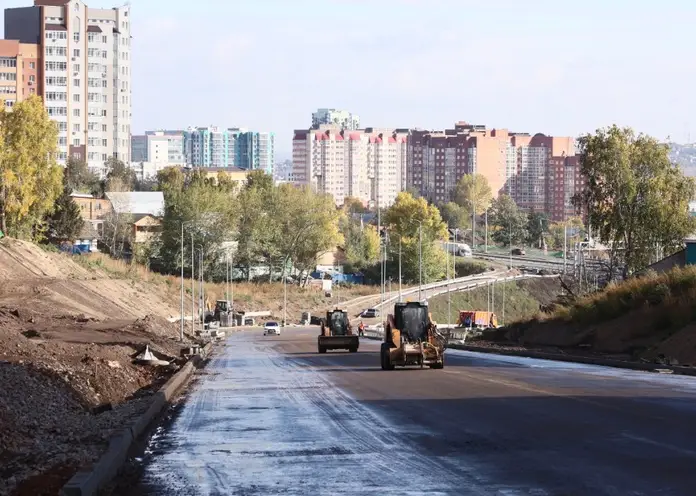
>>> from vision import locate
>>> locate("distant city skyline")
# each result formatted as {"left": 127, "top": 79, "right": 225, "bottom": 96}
{"left": 3, "top": 0, "right": 695, "bottom": 159}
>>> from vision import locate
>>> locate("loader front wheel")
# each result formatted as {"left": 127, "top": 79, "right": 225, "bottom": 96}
{"left": 318, "top": 346, "right": 326, "bottom": 354}
{"left": 380, "top": 343, "right": 394, "bottom": 370}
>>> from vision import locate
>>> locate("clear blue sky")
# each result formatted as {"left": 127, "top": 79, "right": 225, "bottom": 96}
{"left": 3, "top": 0, "right": 696, "bottom": 159}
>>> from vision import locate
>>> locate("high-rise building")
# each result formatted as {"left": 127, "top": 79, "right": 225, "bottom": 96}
{"left": 311, "top": 108, "right": 360, "bottom": 131}
{"left": 292, "top": 125, "right": 408, "bottom": 208}
{"left": 3, "top": 0, "right": 132, "bottom": 175}
{"left": 0, "top": 40, "right": 39, "bottom": 110}
{"left": 130, "top": 130, "right": 186, "bottom": 179}
{"left": 408, "top": 122, "right": 584, "bottom": 221}
{"left": 183, "top": 126, "right": 275, "bottom": 173}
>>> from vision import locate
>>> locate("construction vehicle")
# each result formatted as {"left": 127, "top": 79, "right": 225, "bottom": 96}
{"left": 318, "top": 309, "right": 359, "bottom": 354}
{"left": 381, "top": 301, "right": 447, "bottom": 370}
{"left": 457, "top": 310, "right": 498, "bottom": 330}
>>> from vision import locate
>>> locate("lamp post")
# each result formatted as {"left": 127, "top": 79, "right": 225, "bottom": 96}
{"left": 180, "top": 221, "right": 194, "bottom": 342}
{"left": 283, "top": 274, "right": 287, "bottom": 328}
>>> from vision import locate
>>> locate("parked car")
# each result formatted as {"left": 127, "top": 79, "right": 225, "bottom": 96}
{"left": 361, "top": 308, "right": 379, "bottom": 318}
{"left": 263, "top": 321, "right": 281, "bottom": 336}
{"left": 511, "top": 248, "right": 526, "bottom": 256}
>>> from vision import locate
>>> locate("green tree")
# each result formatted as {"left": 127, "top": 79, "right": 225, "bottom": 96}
{"left": 548, "top": 216, "right": 585, "bottom": 251}
{"left": 105, "top": 156, "right": 137, "bottom": 191}
{"left": 490, "top": 195, "right": 527, "bottom": 246}
{"left": 454, "top": 173, "right": 493, "bottom": 215}
{"left": 439, "top": 202, "right": 468, "bottom": 230}
{"left": 526, "top": 212, "right": 549, "bottom": 248}
{"left": 159, "top": 170, "right": 237, "bottom": 274}
{"left": 46, "top": 187, "right": 84, "bottom": 243}
{"left": 64, "top": 157, "right": 100, "bottom": 195}
{"left": 0, "top": 96, "right": 63, "bottom": 239}
{"left": 577, "top": 125, "right": 696, "bottom": 278}
{"left": 339, "top": 213, "right": 380, "bottom": 272}
{"left": 384, "top": 192, "right": 449, "bottom": 283}
{"left": 276, "top": 185, "right": 343, "bottom": 282}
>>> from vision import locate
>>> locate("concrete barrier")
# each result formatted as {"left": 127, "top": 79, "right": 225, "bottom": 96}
{"left": 60, "top": 344, "right": 215, "bottom": 496}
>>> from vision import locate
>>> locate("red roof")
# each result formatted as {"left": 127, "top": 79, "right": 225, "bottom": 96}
{"left": 335, "top": 134, "right": 344, "bottom": 141}
{"left": 349, "top": 133, "right": 361, "bottom": 141}
{"left": 388, "top": 137, "right": 397, "bottom": 143}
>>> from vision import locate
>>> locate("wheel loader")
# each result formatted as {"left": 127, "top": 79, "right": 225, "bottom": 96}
{"left": 380, "top": 301, "right": 447, "bottom": 370}
{"left": 318, "top": 309, "right": 359, "bottom": 354}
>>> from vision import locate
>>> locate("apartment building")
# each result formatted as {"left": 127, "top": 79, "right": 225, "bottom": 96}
{"left": 131, "top": 130, "right": 186, "bottom": 179}
{"left": 408, "top": 122, "right": 583, "bottom": 222}
{"left": 3, "top": 0, "right": 132, "bottom": 175}
{"left": 0, "top": 40, "right": 39, "bottom": 109}
{"left": 312, "top": 108, "right": 360, "bottom": 131}
{"left": 292, "top": 125, "right": 408, "bottom": 208}
{"left": 184, "top": 126, "right": 275, "bottom": 173}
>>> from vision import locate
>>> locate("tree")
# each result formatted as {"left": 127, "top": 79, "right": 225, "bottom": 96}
{"left": 0, "top": 96, "right": 63, "bottom": 239}
{"left": 159, "top": 170, "right": 237, "bottom": 274}
{"left": 64, "top": 157, "right": 100, "bottom": 195}
{"left": 526, "top": 212, "right": 549, "bottom": 248}
{"left": 342, "top": 196, "right": 367, "bottom": 214}
{"left": 439, "top": 202, "right": 468, "bottom": 230}
{"left": 339, "top": 214, "right": 379, "bottom": 273}
{"left": 46, "top": 188, "right": 84, "bottom": 243}
{"left": 105, "top": 156, "right": 137, "bottom": 191}
{"left": 454, "top": 173, "right": 493, "bottom": 215}
{"left": 384, "top": 192, "right": 449, "bottom": 283}
{"left": 577, "top": 125, "right": 696, "bottom": 278}
{"left": 490, "top": 195, "right": 527, "bottom": 246}
{"left": 548, "top": 216, "right": 585, "bottom": 251}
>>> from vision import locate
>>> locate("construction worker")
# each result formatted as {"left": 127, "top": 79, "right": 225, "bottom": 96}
{"left": 358, "top": 321, "right": 365, "bottom": 337}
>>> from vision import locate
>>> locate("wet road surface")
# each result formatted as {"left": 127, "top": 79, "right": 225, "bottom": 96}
{"left": 129, "top": 327, "right": 696, "bottom": 495}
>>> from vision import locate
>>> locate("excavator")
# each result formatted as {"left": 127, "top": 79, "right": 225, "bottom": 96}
{"left": 380, "top": 301, "right": 447, "bottom": 370}
{"left": 318, "top": 308, "right": 359, "bottom": 354}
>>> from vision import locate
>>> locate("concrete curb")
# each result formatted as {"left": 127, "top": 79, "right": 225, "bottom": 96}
{"left": 449, "top": 344, "right": 696, "bottom": 377}
{"left": 60, "top": 342, "right": 215, "bottom": 496}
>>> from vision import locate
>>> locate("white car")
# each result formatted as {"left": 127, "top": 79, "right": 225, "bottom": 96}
{"left": 264, "top": 321, "right": 281, "bottom": 336}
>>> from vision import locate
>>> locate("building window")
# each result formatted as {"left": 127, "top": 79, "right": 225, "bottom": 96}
{"left": 73, "top": 93, "right": 80, "bottom": 102}
{"left": 102, "top": 124, "right": 107, "bottom": 132}
{"left": 73, "top": 138, "right": 80, "bottom": 146}
{"left": 29, "top": 62, "right": 35, "bottom": 69}
{"left": 73, "top": 123, "right": 80, "bottom": 132}
{"left": 73, "top": 49, "right": 80, "bottom": 57}
{"left": 102, "top": 139, "right": 107, "bottom": 147}
{"left": 74, "top": 32, "right": 80, "bottom": 42}
{"left": 73, "top": 109, "right": 80, "bottom": 117}
{"left": 73, "top": 78, "right": 80, "bottom": 87}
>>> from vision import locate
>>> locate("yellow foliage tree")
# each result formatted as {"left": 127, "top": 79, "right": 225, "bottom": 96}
{"left": 0, "top": 96, "right": 62, "bottom": 239}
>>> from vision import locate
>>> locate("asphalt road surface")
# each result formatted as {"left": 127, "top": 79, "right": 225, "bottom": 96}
{"left": 127, "top": 327, "right": 696, "bottom": 495}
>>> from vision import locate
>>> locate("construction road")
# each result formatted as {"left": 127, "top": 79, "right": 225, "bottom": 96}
{"left": 126, "top": 327, "right": 696, "bottom": 496}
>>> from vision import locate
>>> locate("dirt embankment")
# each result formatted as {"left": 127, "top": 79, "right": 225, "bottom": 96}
{"left": 476, "top": 267, "right": 696, "bottom": 367}
{"left": 0, "top": 239, "right": 194, "bottom": 496}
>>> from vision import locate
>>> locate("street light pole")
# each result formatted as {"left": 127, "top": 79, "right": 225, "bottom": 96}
{"left": 180, "top": 222, "right": 184, "bottom": 342}
{"left": 283, "top": 275, "right": 287, "bottom": 328}
{"left": 485, "top": 209, "right": 488, "bottom": 253}
{"left": 398, "top": 236, "right": 402, "bottom": 303}
{"left": 418, "top": 222, "right": 423, "bottom": 302}
{"left": 190, "top": 234, "right": 194, "bottom": 337}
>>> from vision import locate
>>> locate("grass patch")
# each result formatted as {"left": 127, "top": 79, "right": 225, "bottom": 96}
{"left": 429, "top": 280, "right": 553, "bottom": 326}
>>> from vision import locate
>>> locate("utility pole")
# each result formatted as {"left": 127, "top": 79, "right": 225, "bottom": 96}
{"left": 283, "top": 274, "right": 287, "bottom": 327}
{"left": 180, "top": 222, "right": 184, "bottom": 342}
{"left": 418, "top": 223, "right": 423, "bottom": 302}
{"left": 484, "top": 209, "right": 488, "bottom": 253}
{"left": 190, "top": 235, "right": 194, "bottom": 336}
{"left": 563, "top": 224, "right": 567, "bottom": 274}
{"left": 398, "top": 236, "right": 402, "bottom": 303}
{"left": 447, "top": 237, "right": 451, "bottom": 327}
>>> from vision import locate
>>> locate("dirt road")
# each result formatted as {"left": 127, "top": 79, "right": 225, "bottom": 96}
{"left": 125, "top": 327, "right": 696, "bottom": 495}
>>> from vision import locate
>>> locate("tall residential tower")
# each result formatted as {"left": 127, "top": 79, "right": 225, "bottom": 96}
{"left": 3, "top": 0, "right": 132, "bottom": 175}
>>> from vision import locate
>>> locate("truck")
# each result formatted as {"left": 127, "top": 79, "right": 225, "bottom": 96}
{"left": 457, "top": 311, "right": 498, "bottom": 330}
{"left": 318, "top": 309, "right": 359, "bottom": 354}
{"left": 380, "top": 301, "right": 447, "bottom": 370}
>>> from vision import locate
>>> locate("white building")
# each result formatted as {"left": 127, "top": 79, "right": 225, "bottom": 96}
{"left": 131, "top": 131, "right": 186, "bottom": 179}
{"left": 311, "top": 108, "right": 360, "bottom": 131}
{"left": 291, "top": 125, "right": 408, "bottom": 208}
{"left": 4, "top": 0, "right": 132, "bottom": 175}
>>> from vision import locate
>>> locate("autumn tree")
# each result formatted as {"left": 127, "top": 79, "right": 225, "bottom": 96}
{"left": 439, "top": 202, "right": 468, "bottom": 231}
{"left": 0, "top": 96, "right": 62, "bottom": 239}
{"left": 342, "top": 196, "right": 368, "bottom": 214}
{"left": 384, "top": 192, "right": 449, "bottom": 283}
{"left": 490, "top": 195, "right": 527, "bottom": 246}
{"left": 526, "top": 212, "right": 549, "bottom": 248}
{"left": 577, "top": 125, "right": 696, "bottom": 278}
{"left": 548, "top": 216, "right": 585, "bottom": 251}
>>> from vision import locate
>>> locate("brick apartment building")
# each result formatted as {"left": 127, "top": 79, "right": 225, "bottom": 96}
{"left": 407, "top": 122, "right": 585, "bottom": 222}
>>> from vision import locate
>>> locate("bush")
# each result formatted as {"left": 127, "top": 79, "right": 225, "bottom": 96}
{"left": 455, "top": 259, "right": 488, "bottom": 278}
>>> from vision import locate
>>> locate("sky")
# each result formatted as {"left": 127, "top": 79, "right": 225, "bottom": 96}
{"left": 3, "top": 0, "right": 696, "bottom": 160}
